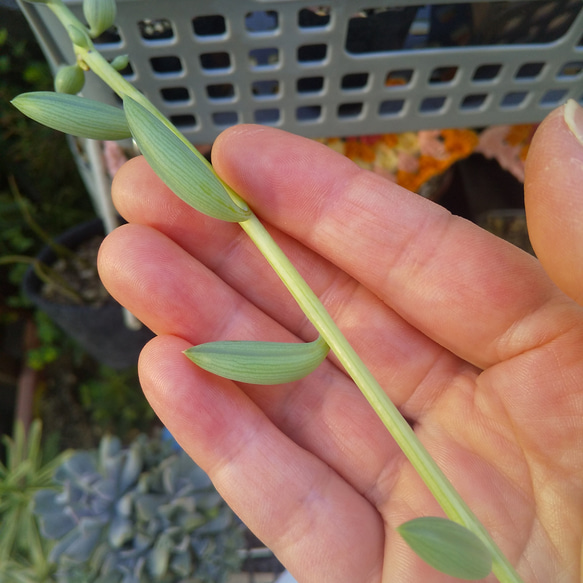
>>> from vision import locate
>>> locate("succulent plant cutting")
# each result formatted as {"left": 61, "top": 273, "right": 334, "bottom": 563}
{"left": 10, "top": 0, "right": 528, "bottom": 580}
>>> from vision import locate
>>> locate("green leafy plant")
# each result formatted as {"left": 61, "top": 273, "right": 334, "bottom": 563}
{"left": 10, "top": 0, "right": 526, "bottom": 580}
{"left": 0, "top": 420, "right": 70, "bottom": 583}
{"left": 78, "top": 365, "right": 156, "bottom": 438}
{"left": 0, "top": 12, "right": 93, "bottom": 330}
{"left": 33, "top": 433, "right": 242, "bottom": 583}
{"left": 0, "top": 176, "right": 94, "bottom": 307}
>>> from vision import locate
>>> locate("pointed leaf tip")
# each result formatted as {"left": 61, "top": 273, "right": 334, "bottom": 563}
{"left": 184, "top": 336, "right": 330, "bottom": 384}
{"left": 397, "top": 517, "right": 492, "bottom": 580}
{"left": 123, "top": 96, "right": 250, "bottom": 223}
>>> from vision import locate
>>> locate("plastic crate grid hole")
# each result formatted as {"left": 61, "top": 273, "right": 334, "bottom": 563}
{"left": 22, "top": 1, "right": 583, "bottom": 143}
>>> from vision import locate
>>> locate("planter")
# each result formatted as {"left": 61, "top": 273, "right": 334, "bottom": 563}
{"left": 22, "top": 218, "right": 154, "bottom": 369}
{"left": 478, "top": 209, "right": 534, "bottom": 255}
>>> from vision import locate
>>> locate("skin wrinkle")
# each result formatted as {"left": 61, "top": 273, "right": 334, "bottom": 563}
{"left": 442, "top": 393, "right": 532, "bottom": 516}
{"left": 404, "top": 351, "right": 474, "bottom": 423}
{"left": 376, "top": 210, "right": 454, "bottom": 309}
{"left": 278, "top": 464, "right": 383, "bottom": 583}
{"left": 364, "top": 441, "right": 410, "bottom": 511}
{"left": 217, "top": 221, "right": 322, "bottom": 336}
{"left": 492, "top": 292, "right": 577, "bottom": 366}
{"left": 207, "top": 401, "right": 267, "bottom": 482}
{"left": 313, "top": 170, "right": 422, "bottom": 276}
{"left": 136, "top": 202, "right": 428, "bottom": 506}
{"left": 526, "top": 495, "right": 574, "bottom": 581}
{"left": 480, "top": 342, "right": 583, "bottom": 580}
{"left": 311, "top": 267, "right": 367, "bottom": 368}
{"left": 273, "top": 363, "right": 397, "bottom": 498}
{"left": 98, "top": 114, "right": 583, "bottom": 580}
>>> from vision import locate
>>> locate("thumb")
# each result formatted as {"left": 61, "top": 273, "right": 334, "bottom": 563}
{"left": 524, "top": 100, "right": 583, "bottom": 304}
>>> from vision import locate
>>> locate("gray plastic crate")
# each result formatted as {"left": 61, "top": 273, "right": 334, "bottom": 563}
{"left": 17, "top": 0, "right": 583, "bottom": 144}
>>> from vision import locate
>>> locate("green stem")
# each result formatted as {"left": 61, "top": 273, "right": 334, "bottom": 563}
{"left": 0, "top": 256, "right": 83, "bottom": 304}
{"left": 47, "top": 0, "right": 217, "bottom": 175}
{"left": 41, "top": 1, "right": 524, "bottom": 580}
{"left": 239, "top": 214, "right": 523, "bottom": 583}
{"left": 8, "top": 175, "right": 81, "bottom": 266}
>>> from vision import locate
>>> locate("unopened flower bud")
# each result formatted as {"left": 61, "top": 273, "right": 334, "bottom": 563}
{"left": 54, "top": 64, "right": 85, "bottom": 94}
{"left": 67, "top": 24, "right": 91, "bottom": 49}
{"left": 83, "top": 0, "right": 117, "bottom": 38}
{"left": 110, "top": 54, "right": 129, "bottom": 72}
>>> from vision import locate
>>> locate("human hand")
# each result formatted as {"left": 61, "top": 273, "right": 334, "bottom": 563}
{"left": 98, "top": 102, "right": 583, "bottom": 582}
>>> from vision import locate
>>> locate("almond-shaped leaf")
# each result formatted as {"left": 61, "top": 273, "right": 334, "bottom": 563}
{"left": 67, "top": 24, "right": 91, "bottom": 49}
{"left": 123, "top": 96, "right": 250, "bottom": 223}
{"left": 11, "top": 92, "right": 131, "bottom": 140}
{"left": 83, "top": 0, "right": 117, "bottom": 38}
{"left": 397, "top": 517, "right": 492, "bottom": 580}
{"left": 184, "top": 336, "right": 329, "bottom": 385}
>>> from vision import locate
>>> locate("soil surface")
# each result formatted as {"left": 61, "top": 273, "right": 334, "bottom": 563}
{"left": 41, "top": 235, "right": 110, "bottom": 306}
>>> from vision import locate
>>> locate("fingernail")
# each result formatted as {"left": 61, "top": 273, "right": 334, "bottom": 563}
{"left": 564, "top": 99, "right": 583, "bottom": 146}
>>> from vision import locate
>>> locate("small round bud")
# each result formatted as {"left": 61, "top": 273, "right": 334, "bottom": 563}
{"left": 54, "top": 64, "right": 85, "bottom": 95}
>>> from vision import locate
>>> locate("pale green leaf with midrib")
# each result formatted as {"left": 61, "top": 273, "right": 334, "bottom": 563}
{"left": 11, "top": 91, "right": 131, "bottom": 140}
{"left": 397, "top": 517, "right": 492, "bottom": 580}
{"left": 184, "top": 336, "right": 330, "bottom": 385}
{"left": 123, "top": 96, "right": 250, "bottom": 223}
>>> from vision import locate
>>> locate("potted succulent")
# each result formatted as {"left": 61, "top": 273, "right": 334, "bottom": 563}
{"left": 1, "top": 179, "right": 154, "bottom": 370}
{"left": 0, "top": 9, "right": 152, "bottom": 370}
{"left": 10, "top": 0, "right": 528, "bottom": 580}
{"left": 20, "top": 214, "right": 155, "bottom": 370}
{"left": 32, "top": 432, "right": 243, "bottom": 583}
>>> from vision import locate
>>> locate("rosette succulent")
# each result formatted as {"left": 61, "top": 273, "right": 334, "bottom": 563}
{"left": 33, "top": 433, "right": 242, "bottom": 583}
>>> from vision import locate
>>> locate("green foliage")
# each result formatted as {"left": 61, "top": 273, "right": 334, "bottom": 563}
{"left": 0, "top": 18, "right": 88, "bottom": 206}
{"left": 26, "top": 311, "right": 76, "bottom": 371}
{"left": 124, "top": 96, "right": 250, "bottom": 222}
{"left": 0, "top": 420, "right": 71, "bottom": 583}
{"left": 185, "top": 335, "right": 330, "bottom": 384}
{"left": 398, "top": 517, "right": 492, "bottom": 580}
{"left": 0, "top": 17, "right": 95, "bottom": 319}
{"left": 12, "top": 92, "right": 131, "bottom": 140}
{"left": 83, "top": 0, "right": 117, "bottom": 38}
{"left": 33, "top": 433, "right": 243, "bottom": 583}
{"left": 79, "top": 366, "right": 156, "bottom": 438}
{"left": 54, "top": 64, "right": 85, "bottom": 95}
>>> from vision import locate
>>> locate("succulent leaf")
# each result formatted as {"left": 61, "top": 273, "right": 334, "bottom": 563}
{"left": 397, "top": 517, "right": 492, "bottom": 580}
{"left": 123, "top": 96, "right": 251, "bottom": 223}
{"left": 67, "top": 24, "right": 92, "bottom": 49}
{"left": 184, "top": 335, "right": 330, "bottom": 385}
{"left": 11, "top": 92, "right": 131, "bottom": 140}
{"left": 119, "top": 445, "right": 143, "bottom": 494}
{"left": 108, "top": 515, "right": 133, "bottom": 548}
{"left": 33, "top": 434, "right": 242, "bottom": 583}
{"left": 110, "top": 54, "right": 129, "bottom": 71}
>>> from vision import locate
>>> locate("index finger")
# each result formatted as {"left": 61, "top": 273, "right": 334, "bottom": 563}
{"left": 212, "top": 125, "right": 570, "bottom": 369}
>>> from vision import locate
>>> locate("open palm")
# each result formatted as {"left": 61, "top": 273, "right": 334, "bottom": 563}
{"left": 98, "top": 104, "right": 583, "bottom": 582}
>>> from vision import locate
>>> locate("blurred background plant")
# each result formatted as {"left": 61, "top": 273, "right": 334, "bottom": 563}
{"left": 0, "top": 12, "right": 93, "bottom": 300}
{"left": 0, "top": 5, "right": 152, "bottom": 455}
{"left": 33, "top": 432, "right": 243, "bottom": 583}
{"left": 0, "top": 419, "right": 70, "bottom": 583}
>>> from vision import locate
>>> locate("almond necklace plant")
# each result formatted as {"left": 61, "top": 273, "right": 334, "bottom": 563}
{"left": 11, "top": 0, "right": 527, "bottom": 581}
